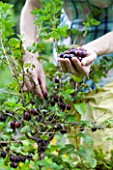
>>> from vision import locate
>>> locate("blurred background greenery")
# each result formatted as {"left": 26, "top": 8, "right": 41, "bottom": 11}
{"left": 0, "top": 1, "right": 26, "bottom": 88}
{"left": 2, "top": 0, "right": 25, "bottom": 33}
{"left": 0, "top": 0, "right": 53, "bottom": 88}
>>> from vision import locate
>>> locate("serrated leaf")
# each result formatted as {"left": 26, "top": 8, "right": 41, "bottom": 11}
{"left": 0, "top": 122, "right": 5, "bottom": 130}
{"left": 40, "top": 135, "right": 48, "bottom": 140}
{"left": 20, "top": 125, "right": 30, "bottom": 133}
{"left": 66, "top": 114, "right": 77, "bottom": 123}
{"left": 4, "top": 155, "right": 10, "bottom": 166}
{"left": 59, "top": 144, "right": 75, "bottom": 155}
{"left": 22, "top": 140, "right": 30, "bottom": 147}
{"left": 87, "top": 157, "right": 97, "bottom": 168}
{"left": 78, "top": 132, "right": 93, "bottom": 146}
{"left": 74, "top": 103, "right": 86, "bottom": 115}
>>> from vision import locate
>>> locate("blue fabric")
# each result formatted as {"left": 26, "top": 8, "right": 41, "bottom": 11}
{"left": 57, "top": 1, "right": 113, "bottom": 89}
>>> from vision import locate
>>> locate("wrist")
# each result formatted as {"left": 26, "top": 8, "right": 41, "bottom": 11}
{"left": 23, "top": 50, "right": 39, "bottom": 63}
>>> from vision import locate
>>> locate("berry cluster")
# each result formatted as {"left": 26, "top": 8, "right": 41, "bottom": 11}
{"left": 0, "top": 75, "right": 75, "bottom": 169}
{"left": 59, "top": 47, "right": 88, "bottom": 69}
{"left": 0, "top": 149, "right": 33, "bottom": 169}
{"left": 10, "top": 121, "right": 21, "bottom": 130}
{"left": 10, "top": 155, "right": 26, "bottom": 168}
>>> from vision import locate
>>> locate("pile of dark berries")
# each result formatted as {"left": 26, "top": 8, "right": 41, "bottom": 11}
{"left": 59, "top": 47, "right": 88, "bottom": 69}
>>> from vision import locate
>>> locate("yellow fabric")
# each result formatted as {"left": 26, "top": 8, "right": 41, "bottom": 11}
{"left": 82, "top": 81, "right": 113, "bottom": 157}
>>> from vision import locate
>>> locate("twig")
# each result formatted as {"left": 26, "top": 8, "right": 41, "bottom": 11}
{"left": 0, "top": 89, "right": 21, "bottom": 97}
{"left": 0, "top": 29, "right": 14, "bottom": 76}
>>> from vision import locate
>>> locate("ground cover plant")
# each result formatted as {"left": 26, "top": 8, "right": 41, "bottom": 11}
{"left": 1, "top": 1, "right": 113, "bottom": 170}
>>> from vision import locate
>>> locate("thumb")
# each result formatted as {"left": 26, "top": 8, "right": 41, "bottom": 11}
{"left": 81, "top": 53, "right": 97, "bottom": 66}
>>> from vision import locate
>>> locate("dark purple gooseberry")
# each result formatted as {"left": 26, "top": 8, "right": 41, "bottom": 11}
{"left": 10, "top": 162, "right": 18, "bottom": 168}
{"left": 69, "top": 54, "right": 76, "bottom": 58}
{"left": 10, "top": 155, "right": 16, "bottom": 162}
{"left": 50, "top": 100, "right": 55, "bottom": 106}
{"left": 92, "top": 126, "right": 98, "bottom": 132}
{"left": 76, "top": 49, "right": 82, "bottom": 57}
{"left": 0, "top": 114, "right": 6, "bottom": 121}
{"left": 27, "top": 155, "right": 33, "bottom": 160}
{"left": 1, "top": 151, "right": 6, "bottom": 158}
{"left": 64, "top": 54, "right": 70, "bottom": 59}
{"left": 59, "top": 101, "right": 66, "bottom": 110}
{"left": 81, "top": 50, "right": 87, "bottom": 57}
{"left": 66, "top": 104, "right": 71, "bottom": 110}
{"left": 64, "top": 54, "right": 75, "bottom": 59}
{"left": 15, "top": 122, "right": 21, "bottom": 128}
{"left": 54, "top": 95, "right": 59, "bottom": 102}
{"left": 10, "top": 121, "right": 15, "bottom": 129}
{"left": 38, "top": 146, "right": 47, "bottom": 152}
{"left": 43, "top": 91, "right": 48, "bottom": 99}
{"left": 1, "top": 142, "right": 7, "bottom": 147}
{"left": 59, "top": 52, "right": 65, "bottom": 58}
{"left": 15, "top": 156, "right": 21, "bottom": 162}
{"left": 48, "top": 115, "right": 54, "bottom": 122}
{"left": 64, "top": 50, "right": 70, "bottom": 54}
{"left": 60, "top": 129, "right": 67, "bottom": 134}
{"left": 49, "top": 134, "right": 54, "bottom": 140}
{"left": 80, "top": 126, "right": 85, "bottom": 131}
{"left": 29, "top": 108, "right": 38, "bottom": 115}
{"left": 24, "top": 112, "right": 31, "bottom": 121}
{"left": 69, "top": 48, "right": 76, "bottom": 55}
{"left": 78, "top": 57, "right": 82, "bottom": 62}
{"left": 55, "top": 77, "right": 60, "bottom": 83}
{"left": 20, "top": 156, "right": 26, "bottom": 162}
{"left": 55, "top": 124, "right": 63, "bottom": 130}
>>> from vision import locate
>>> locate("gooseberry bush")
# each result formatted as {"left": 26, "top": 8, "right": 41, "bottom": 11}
{"left": 1, "top": 1, "right": 113, "bottom": 170}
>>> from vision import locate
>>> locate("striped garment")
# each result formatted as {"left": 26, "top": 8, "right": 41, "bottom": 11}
{"left": 62, "top": 0, "right": 113, "bottom": 44}
{"left": 54, "top": 0, "right": 113, "bottom": 89}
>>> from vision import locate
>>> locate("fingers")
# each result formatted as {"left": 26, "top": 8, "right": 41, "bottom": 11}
{"left": 58, "top": 49, "right": 97, "bottom": 77}
{"left": 22, "top": 70, "right": 46, "bottom": 99}
{"left": 23, "top": 74, "right": 33, "bottom": 91}
{"left": 64, "top": 58, "right": 80, "bottom": 76}
{"left": 22, "top": 84, "right": 28, "bottom": 92}
{"left": 81, "top": 51, "right": 97, "bottom": 66}
{"left": 31, "top": 73, "right": 44, "bottom": 99}
{"left": 23, "top": 54, "right": 48, "bottom": 99}
{"left": 58, "top": 58, "right": 81, "bottom": 76}
{"left": 39, "top": 73, "right": 48, "bottom": 97}
{"left": 58, "top": 58, "right": 67, "bottom": 72}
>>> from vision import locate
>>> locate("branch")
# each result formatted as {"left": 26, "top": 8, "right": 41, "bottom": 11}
{"left": 0, "top": 88, "right": 21, "bottom": 97}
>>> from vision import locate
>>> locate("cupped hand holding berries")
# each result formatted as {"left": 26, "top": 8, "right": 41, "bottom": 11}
{"left": 23, "top": 51, "right": 47, "bottom": 99}
{"left": 58, "top": 46, "right": 97, "bottom": 77}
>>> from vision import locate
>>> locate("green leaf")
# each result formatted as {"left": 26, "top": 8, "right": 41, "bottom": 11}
{"left": 4, "top": 155, "right": 10, "bottom": 166}
{"left": 0, "top": 122, "right": 5, "bottom": 130}
{"left": 59, "top": 144, "right": 75, "bottom": 155}
{"left": 87, "top": 157, "right": 97, "bottom": 168}
{"left": 22, "top": 139, "right": 30, "bottom": 147}
{"left": 20, "top": 125, "right": 30, "bottom": 133}
{"left": 78, "top": 132, "right": 93, "bottom": 146}
{"left": 64, "top": 89, "right": 75, "bottom": 94}
{"left": 66, "top": 114, "right": 77, "bottom": 123}
{"left": 74, "top": 103, "right": 86, "bottom": 115}
{"left": 40, "top": 134, "right": 48, "bottom": 140}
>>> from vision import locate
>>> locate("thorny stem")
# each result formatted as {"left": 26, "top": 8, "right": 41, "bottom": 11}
{"left": 0, "top": 89, "right": 21, "bottom": 96}
{"left": 0, "top": 140, "right": 22, "bottom": 146}
{"left": 75, "top": 132, "right": 85, "bottom": 170}
{"left": 1, "top": 31, "right": 26, "bottom": 107}
{"left": 0, "top": 30, "right": 14, "bottom": 76}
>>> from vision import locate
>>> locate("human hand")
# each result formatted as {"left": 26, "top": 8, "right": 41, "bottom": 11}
{"left": 57, "top": 47, "right": 97, "bottom": 77}
{"left": 23, "top": 51, "right": 47, "bottom": 99}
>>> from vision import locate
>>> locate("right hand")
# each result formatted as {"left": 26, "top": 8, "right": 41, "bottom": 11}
{"left": 58, "top": 47, "right": 97, "bottom": 77}
{"left": 22, "top": 51, "right": 47, "bottom": 99}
